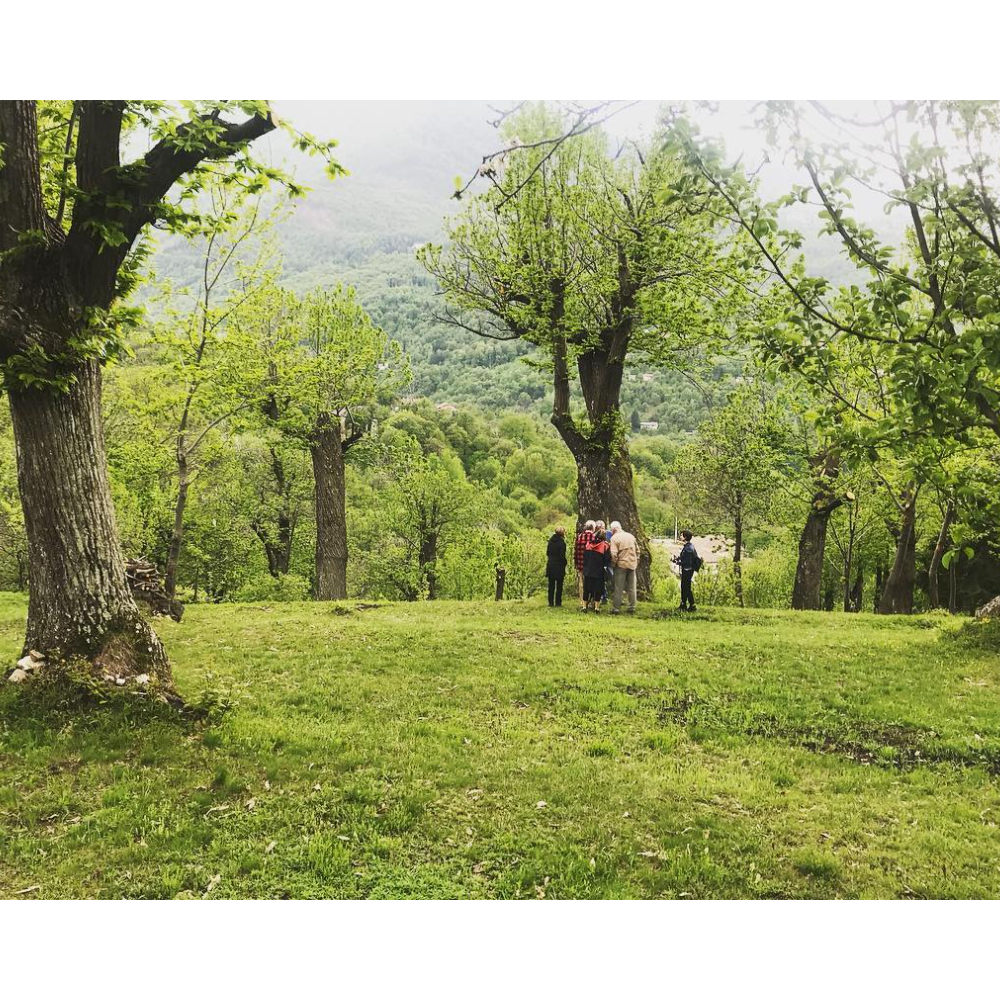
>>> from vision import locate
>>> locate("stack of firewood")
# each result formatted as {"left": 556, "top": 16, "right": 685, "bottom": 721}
{"left": 126, "top": 558, "right": 183, "bottom": 622}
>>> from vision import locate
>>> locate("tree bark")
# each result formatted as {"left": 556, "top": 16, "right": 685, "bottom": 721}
{"left": 927, "top": 501, "right": 955, "bottom": 609}
{"left": 574, "top": 441, "right": 651, "bottom": 594}
{"left": 552, "top": 335, "right": 651, "bottom": 596}
{"left": 7, "top": 360, "right": 170, "bottom": 682}
{"left": 420, "top": 531, "right": 439, "bottom": 600}
{"left": 310, "top": 419, "right": 348, "bottom": 601}
{"left": 791, "top": 452, "right": 845, "bottom": 611}
{"left": 878, "top": 488, "right": 918, "bottom": 615}
{"left": 253, "top": 447, "right": 295, "bottom": 578}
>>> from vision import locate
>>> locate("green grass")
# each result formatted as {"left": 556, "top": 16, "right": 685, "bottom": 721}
{"left": 1, "top": 592, "right": 999, "bottom": 899}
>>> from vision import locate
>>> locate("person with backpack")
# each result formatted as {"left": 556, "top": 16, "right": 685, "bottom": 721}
{"left": 673, "top": 529, "right": 702, "bottom": 612}
{"left": 581, "top": 530, "right": 612, "bottom": 613}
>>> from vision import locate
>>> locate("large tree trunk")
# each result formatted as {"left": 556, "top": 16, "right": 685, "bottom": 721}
{"left": 163, "top": 447, "right": 189, "bottom": 599}
{"left": 927, "top": 501, "right": 955, "bottom": 609}
{"left": 574, "top": 441, "right": 651, "bottom": 595}
{"left": 878, "top": 489, "right": 918, "bottom": 615}
{"left": 791, "top": 452, "right": 845, "bottom": 611}
{"left": 552, "top": 334, "right": 651, "bottom": 596}
{"left": 7, "top": 361, "right": 170, "bottom": 684}
{"left": 310, "top": 419, "right": 348, "bottom": 601}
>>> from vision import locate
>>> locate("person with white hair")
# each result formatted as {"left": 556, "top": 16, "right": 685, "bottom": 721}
{"left": 609, "top": 520, "right": 639, "bottom": 614}
{"left": 573, "top": 519, "right": 597, "bottom": 609}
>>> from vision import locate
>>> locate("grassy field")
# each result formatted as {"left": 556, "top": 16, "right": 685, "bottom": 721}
{"left": 1, "top": 593, "right": 999, "bottom": 899}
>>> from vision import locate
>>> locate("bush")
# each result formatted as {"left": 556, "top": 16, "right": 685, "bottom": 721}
{"left": 232, "top": 573, "right": 312, "bottom": 603}
{"left": 686, "top": 546, "right": 797, "bottom": 609}
{"left": 649, "top": 548, "right": 680, "bottom": 605}
{"left": 743, "top": 547, "right": 798, "bottom": 609}
{"left": 436, "top": 528, "right": 548, "bottom": 601}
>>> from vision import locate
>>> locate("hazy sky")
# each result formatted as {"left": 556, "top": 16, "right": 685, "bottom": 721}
{"left": 187, "top": 101, "right": 916, "bottom": 282}
{"left": 270, "top": 99, "right": 898, "bottom": 204}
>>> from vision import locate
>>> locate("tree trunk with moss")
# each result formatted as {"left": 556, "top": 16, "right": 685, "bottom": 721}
{"left": 878, "top": 487, "right": 918, "bottom": 615}
{"left": 792, "top": 452, "right": 846, "bottom": 611}
{"left": 7, "top": 360, "right": 170, "bottom": 683}
{"left": 553, "top": 336, "right": 651, "bottom": 596}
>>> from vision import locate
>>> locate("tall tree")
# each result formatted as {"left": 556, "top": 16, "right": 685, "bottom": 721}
{"left": 154, "top": 192, "right": 276, "bottom": 598}
{"left": 0, "top": 100, "right": 339, "bottom": 691}
{"left": 422, "top": 104, "right": 751, "bottom": 597}
{"left": 231, "top": 284, "right": 409, "bottom": 600}
{"left": 384, "top": 448, "right": 482, "bottom": 600}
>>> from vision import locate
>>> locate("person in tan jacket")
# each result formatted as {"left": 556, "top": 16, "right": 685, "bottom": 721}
{"left": 609, "top": 521, "right": 639, "bottom": 614}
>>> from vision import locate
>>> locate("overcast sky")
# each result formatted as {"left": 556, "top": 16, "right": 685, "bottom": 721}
{"left": 271, "top": 99, "right": 901, "bottom": 204}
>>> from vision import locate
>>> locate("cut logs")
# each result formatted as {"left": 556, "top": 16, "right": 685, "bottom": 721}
{"left": 126, "top": 558, "right": 184, "bottom": 622}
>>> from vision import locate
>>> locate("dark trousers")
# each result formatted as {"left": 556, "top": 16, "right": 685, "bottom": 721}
{"left": 547, "top": 574, "right": 564, "bottom": 606}
{"left": 680, "top": 570, "right": 695, "bottom": 609}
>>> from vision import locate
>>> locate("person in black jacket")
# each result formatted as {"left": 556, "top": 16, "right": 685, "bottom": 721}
{"left": 581, "top": 532, "right": 612, "bottom": 613}
{"left": 672, "top": 529, "right": 698, "bottom": 611}
{"left": 545, "top": 526, "right": 568, "bottom": 607}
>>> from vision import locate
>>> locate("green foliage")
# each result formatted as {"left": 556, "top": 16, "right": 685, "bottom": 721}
{"left": 0, "top": 101, "right": 344, "bottom": 393}
{"left": 670, "top": 101, "right": 1000, "bottom": 451}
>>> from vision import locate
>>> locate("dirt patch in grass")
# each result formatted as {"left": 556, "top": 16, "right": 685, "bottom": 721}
{"left": 329, "top": 602, "right": 383, "bottom": 617}
{"left": 616, "top": 682, "right": 677, "bottom": 699}
{"left": 655, "top": 692, "right": 1000, "bottom": 775}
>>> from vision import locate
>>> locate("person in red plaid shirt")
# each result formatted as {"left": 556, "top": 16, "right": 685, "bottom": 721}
{"left": 574, "top": 520, "right": 596, "bottom": 608}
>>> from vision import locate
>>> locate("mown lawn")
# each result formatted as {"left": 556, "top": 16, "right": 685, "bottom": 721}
{"left": 1, "top": 593, "right": 999, "bottom": 899}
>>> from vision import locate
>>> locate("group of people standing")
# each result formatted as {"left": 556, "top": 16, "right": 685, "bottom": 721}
{"left": 545, "top": 519, "right": 640, "bottom": 614}
{"left": 545, "top": 525, "right": 701, "bottom": 613}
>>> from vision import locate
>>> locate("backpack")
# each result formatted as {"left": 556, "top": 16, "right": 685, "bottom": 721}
{"left": 692, "top": 550, "right": 704, "bottom": 572}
